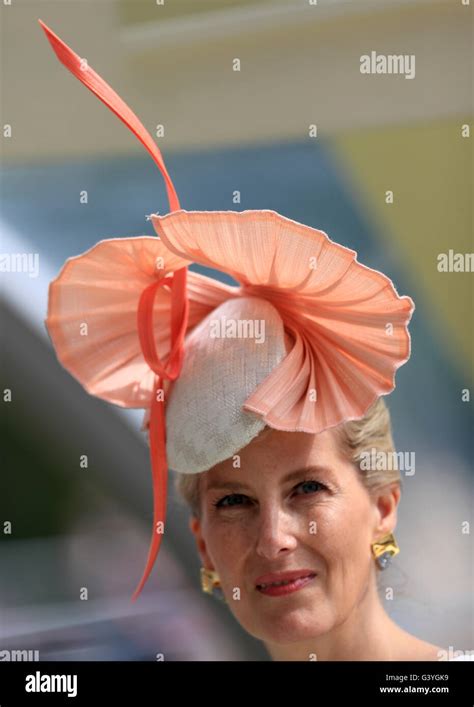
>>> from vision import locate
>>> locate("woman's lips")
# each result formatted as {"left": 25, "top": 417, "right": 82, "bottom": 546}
{"left": 256, "top": 572, "right": 317, "bottom": 597}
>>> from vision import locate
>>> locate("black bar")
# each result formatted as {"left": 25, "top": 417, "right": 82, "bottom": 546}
{"left": 0, "top": 660, "right": 471, "bottom": 704}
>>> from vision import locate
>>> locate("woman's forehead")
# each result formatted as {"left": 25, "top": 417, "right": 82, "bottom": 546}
{"left": 204, "top": 427, "right": 344, "bottom": 484}
{"left": 242, "top": 427, "right": 340, "bottom": 461}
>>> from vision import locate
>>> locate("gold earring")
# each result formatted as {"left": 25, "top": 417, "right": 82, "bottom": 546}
{"left": 200, "top": 567, "right": 225, "bottom": 601}
{"left": 371, "top": 532, "right": 400, "bottom": 569}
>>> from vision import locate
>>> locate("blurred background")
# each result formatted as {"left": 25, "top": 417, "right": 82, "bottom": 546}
{"left": 1, "top": 0, "right": 472, "bottom": 660}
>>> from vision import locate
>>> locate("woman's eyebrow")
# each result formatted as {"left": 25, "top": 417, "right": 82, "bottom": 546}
{"left": 283, "top": 465, "right": 333, "bottom": 484}
{"left": 206, "top": 480, "right": 252, "bottom": 492}
{"left": 205, "top": 465, "right": 332, "bottom": 493}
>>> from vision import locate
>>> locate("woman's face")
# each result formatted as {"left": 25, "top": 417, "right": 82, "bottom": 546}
{"left": 190, "top": 427, "right": 398, "bottom": 645}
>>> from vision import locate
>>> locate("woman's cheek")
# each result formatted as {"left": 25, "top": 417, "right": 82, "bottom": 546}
{"left": 304, "top": 500, "right": 341, "bottom": 547}
{"left": 205, "top": 513, "right": 253, "bottom": 562}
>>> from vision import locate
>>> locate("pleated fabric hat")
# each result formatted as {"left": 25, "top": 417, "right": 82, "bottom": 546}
{"left": 39, "top": 20, "right": 415, "bottom": 600}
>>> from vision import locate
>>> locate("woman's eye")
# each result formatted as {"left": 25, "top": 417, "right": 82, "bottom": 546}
{"left": 214, "top": 493, "right": 249, "bottom": 509}
{"left": 213, "top": 480, "right": 326, "bottom": 509}
{"left": 295, "top": 479, "right": 325, "bottom": 495}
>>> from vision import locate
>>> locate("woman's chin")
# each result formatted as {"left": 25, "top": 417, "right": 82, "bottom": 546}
{"left": 240, "top": 604, "right": 333, "bottom": 645}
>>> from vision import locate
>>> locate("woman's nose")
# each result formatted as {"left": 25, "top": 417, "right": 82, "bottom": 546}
{"left": 254, "top": 504, "right": 298, "bottom": 560}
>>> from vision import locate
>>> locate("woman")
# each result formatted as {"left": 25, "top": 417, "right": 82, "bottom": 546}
{"left": 176, "top": 398, "right": 447, "bottom": 662}
{"left": 40, "top": 20, "right": 471, "bottom": 662}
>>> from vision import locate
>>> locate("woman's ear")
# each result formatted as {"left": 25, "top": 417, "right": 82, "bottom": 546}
{"left": 189, "top": 516, "right": 216, "bottom": 571}
{"left": 371, "top": 483, "right": 401, "bottom": 540}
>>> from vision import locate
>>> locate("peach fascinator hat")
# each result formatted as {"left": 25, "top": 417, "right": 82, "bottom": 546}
{"left": 39, "top": 20, "right": 415, "bottom": 601}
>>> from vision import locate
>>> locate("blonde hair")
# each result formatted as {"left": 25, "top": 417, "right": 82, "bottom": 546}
{"left": 174, "top": 396, "right": 400, "bottom": 520}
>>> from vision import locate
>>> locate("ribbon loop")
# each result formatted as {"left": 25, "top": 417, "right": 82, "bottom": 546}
{"left": 132, "top": 271, "right": 189, "bottom": 600}
{"left": 137, "top": 275, "right": 188, "bottom": 382}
